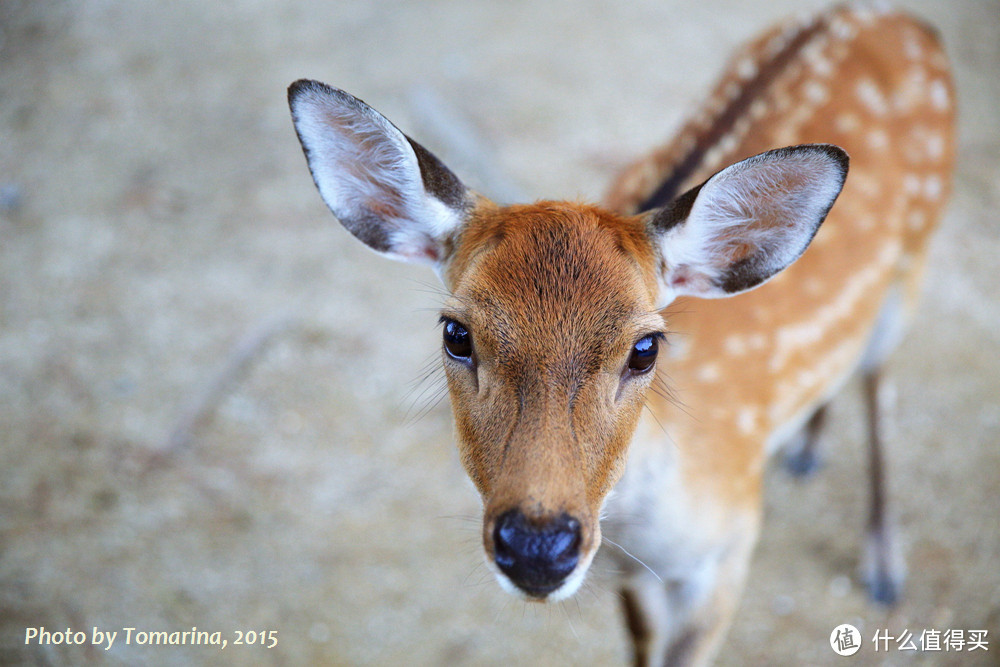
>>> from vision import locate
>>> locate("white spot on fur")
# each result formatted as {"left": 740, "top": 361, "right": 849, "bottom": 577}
{"left": 737, "top": 57, "right": 758, "bottom": 80}
{"left": 737, "top": 407, "right": 758, "bottom": 436}
{"left": 927, "top": 133, "right": 945, "bottom": 160}
{"left": 732, "top": 116, "right": 752, "bottom": 141}
{"left": 725, "top": 335, "right": 747, "bottom": 356}
{"left": 664, "top": 336, "right": 690, "bottom": 359}
{"left": 806, "top": 50, "right": 834, "bottom": 78}
{"left": 896, "top": 67, "right": 930, "bottom": 112}
{"left": 856, "top": 78, "right": 889, "bottom": 116}
{"left": 804, "top": 80, "right": 829, "bottom": 105}
{"left": 851, "top": 3, "right": 878, "bottom": 25}
{"left": 696, "top": 364, "right": 721, "bottom": 383}
{"left": 929, "top": 79, "right": 951, "bottom": 112}
{"left": 834, "top": 113, "right": 859, "bottom": 134}
{"left": 830, "top": 17, "right": 856, "bottom": 41}
{"left": 870, "top": 0, "right": 894, "bottom": 16}
{"left": 796, "top": 367, "right": 818, "bottom": 390}
{"left": 867, "top": 129, "right": 889, "bottom": 150}
{"left": 718, "top": 132, "right": 739, "bottom": 157}
{"left": 702, "top": 145, "right": 724, "bottom": 172}
{"left": 924, "top": 175, "right": 943, "bottom": 201}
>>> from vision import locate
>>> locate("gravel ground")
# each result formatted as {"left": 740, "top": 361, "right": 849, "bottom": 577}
{"left": 1, "top": 1, "right": 997, "bottom": 665}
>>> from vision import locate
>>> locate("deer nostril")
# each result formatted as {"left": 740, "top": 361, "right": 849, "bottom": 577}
{"left": 493, "top": 510, "right": 582, "bottom": 597}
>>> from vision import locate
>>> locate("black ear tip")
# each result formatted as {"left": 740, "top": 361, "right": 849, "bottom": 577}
{"left": 810, "top": 143, "right": 850, "bottom": 178}
{"left": 287, "top": 79, "right": 328, "bottom": 104}
{"left": 288, "top": 79, "right": 311, "bottom": 100}
{"left": 287, "top": 81, "right": 372, "bottom": 118}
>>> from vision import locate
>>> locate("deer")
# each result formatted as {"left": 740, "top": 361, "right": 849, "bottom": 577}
{"left": 287, "top": 3, "right": 955, "bottom": 664}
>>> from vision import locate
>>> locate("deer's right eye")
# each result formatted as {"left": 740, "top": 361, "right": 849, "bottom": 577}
{"left": 626, "top": 333, "right": 662, "bottom": 375}
{"left": 442, "top": 318, "right": 474, "bottom": 364}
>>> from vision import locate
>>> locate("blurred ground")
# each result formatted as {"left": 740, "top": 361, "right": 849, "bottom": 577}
{"left": 1, "top": 0, "right": 998, "bottom": 665}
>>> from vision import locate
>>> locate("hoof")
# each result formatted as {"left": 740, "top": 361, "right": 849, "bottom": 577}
{"left": 784, "top": 446, "right": 821, "bottom": 478}
{"left": 862, "top": 529, "right": 904, "bottom": 606}
{"left": 865, "top": 571, "right": 901, "bottom": 606}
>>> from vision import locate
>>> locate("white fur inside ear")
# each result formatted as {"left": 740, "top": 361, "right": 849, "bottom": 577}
{"left": 655, "top": 146, "right": 846, "bottom": 302}
{"left": 291, "top": 84, "right": 463, "bottom": 265}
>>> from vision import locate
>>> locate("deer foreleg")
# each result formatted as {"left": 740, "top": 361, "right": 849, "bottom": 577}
{"left": 862, "top": 368, "right": 904, "bottom": 604}
{"left": 620, "top": 529, "right": 757, "bottom": 666}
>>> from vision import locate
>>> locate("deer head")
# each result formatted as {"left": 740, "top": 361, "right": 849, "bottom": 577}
{"left": 288, "top": 79, "right": 846, "bottom": 601}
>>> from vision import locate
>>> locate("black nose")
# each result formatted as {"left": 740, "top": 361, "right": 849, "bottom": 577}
{"left": 492, "top": 510, "right": 582, "bottom": 597}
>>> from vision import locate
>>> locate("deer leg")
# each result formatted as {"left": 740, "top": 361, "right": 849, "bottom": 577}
{"left": 619, "top": 572, "right": 671, "bottom": 667}
{"left": 618, "top": 528, "right": 757, "bottom": 666}
{"left": 861, "top": 368, "right": 904, "bottom": 605}
{"left": 783, "top": 403, "right": 829, "bottom": 477}
{"left": 660, "top": 536, "right": 756, "bottom": 667}
{"left": 621, "top": 575, "right": 734, "bottom": 667}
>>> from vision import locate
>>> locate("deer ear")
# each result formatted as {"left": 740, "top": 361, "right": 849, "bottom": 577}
{"left": 648, "top": 144, "right": 848, "bottom": 305}
{"left": 288, "top": 79, "right": 473, "bottom": 266}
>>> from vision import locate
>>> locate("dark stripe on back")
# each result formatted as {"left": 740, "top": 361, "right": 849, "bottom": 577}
{"left": 638, "top": 16, "right": 827, "bottom": 213}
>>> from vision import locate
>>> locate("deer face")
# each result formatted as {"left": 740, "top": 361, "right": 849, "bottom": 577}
{"left": 439, "top": 202, "right": 664, "bottom": 599}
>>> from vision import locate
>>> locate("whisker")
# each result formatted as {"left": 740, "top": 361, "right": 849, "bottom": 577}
{"left": 603, "top": 537, "right": 662, "bottom": 583}
{"left": 404, "top": 372, "right": 444, "bottom": 413}
{"left": 407, "top": 388, "right": 449, "bottom": 425}
{"left": 462, "top": 560, "right": 495, "bottom": 590}
{"left": 641, "top": 400, "right": 671, "bottom": 439}
{"left": 646, "top": 367, "right": 697, "bottom": 427}
{"left": 403, "top": 277, "right": 451, "bottom": 300}
{"left": 435, "top": 513, "right": 481, "bottom": 526}
{"left": 402, "top": 353, "right": 449, "bottom": 424}
{"left": 403, "top": 352, "right": 442, "bottom": 391}
{"left": 559, "top": 599, "right": 580, "bottom": 640}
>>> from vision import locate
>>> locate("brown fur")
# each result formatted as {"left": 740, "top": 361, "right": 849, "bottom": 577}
{"left": 441, "top": 201, "right": 665, "bottom": 556}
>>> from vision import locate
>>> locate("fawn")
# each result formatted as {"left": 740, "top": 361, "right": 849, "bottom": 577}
{"left": 288, "top": 3, "right": 954, "bottom": 664}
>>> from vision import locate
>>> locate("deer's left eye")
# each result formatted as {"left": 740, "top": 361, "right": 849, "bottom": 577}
{"left": 442, "top": 318, "right": 474, "bottom": 364}
{"left": 627, "top": 334, "right": 661, "bottom": 374}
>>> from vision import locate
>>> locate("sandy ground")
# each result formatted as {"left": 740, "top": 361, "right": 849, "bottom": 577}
{"left": 1, "top": 0, "right": 998, "bottom": 665}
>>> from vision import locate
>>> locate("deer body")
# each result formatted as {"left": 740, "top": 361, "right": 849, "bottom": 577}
{"left": 289, "top": 3, "right": 954, "bottom": 665}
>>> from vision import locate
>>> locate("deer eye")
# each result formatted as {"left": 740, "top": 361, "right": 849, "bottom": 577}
{"left": 441, "top": 318, "right": 474, "bottom": 364}
{"left": 627, "top": 334, "right": 661, "bottom": 374}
